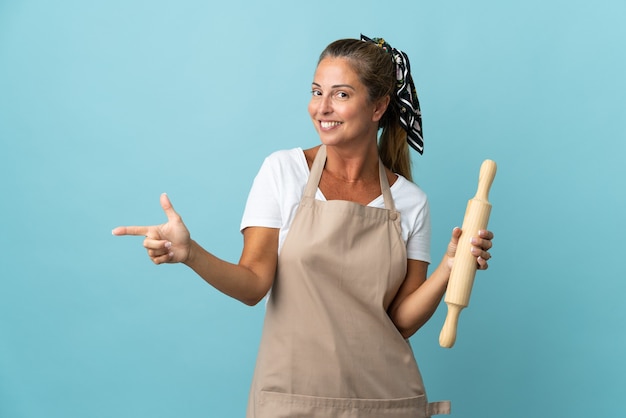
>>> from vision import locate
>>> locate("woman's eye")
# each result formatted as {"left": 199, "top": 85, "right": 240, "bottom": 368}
{"left": 336, "top": 91, "right": 349, "bottom": 99}
{"left": 311, "top": 90, "right": 322, "bottom": 97}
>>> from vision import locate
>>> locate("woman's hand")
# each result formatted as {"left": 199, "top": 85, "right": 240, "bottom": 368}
{"left": 445, "top": 227, "right": 494, "bottom": 270}
{"left": 112, "top": 193, "right": 191, "bottom": 264}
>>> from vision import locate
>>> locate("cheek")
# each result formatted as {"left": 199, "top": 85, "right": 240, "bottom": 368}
{"left": 307, "top": 100, "right": 316, "bottom": 118}
{"left": 307, "top": 101, "right": 321, "bottom": 130}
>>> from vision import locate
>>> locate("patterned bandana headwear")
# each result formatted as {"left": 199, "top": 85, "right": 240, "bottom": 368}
{"left": 360, "top": 34, "right": 424, "bottom": 154}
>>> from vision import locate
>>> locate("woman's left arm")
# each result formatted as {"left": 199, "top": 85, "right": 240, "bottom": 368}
{"left": 388, "top": 228, "right": 493, "bottom": 339}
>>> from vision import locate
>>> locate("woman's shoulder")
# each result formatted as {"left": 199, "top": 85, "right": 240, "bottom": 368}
{"left": 263, "top": 147, "right": 307, "bottom": 168}
{"left": 392, "top": 175, "right": 428, "bottom": 203}
{"left": 258, "top": 147, "right": 310, "bottom": 183}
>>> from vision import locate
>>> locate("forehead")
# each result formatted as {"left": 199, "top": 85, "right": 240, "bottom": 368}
{"left": 313, "top": 57, "right": 362, "bottom": 87}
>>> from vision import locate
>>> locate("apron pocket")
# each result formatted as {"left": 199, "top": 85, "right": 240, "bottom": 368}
{"left": 257, "top": 390, "right": 429, "bottom": 418}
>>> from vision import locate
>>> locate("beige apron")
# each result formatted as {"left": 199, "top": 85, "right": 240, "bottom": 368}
{"left": 247, "top": 145, "right": 450, "bottom": 417}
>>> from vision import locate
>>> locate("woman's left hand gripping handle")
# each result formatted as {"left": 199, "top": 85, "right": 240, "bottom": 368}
{"left": 112, "top": 193, "right": 191, "bottom": 265}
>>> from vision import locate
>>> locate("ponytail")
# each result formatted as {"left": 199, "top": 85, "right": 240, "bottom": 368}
{"left": 379, "top": 105, "right": 412, "bottom": 181}
{"left": 378, "top": 119, "right": 413, "bottom": 181}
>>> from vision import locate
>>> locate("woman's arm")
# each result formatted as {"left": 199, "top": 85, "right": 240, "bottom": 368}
{"left": 112, "top": 193, "right": 278, "bottom": 306}
{"left": 388, "top": 228, "right": 493, "bottom": 339}
{"left": 185, "top": 227, "right": 278, "bottom": 306}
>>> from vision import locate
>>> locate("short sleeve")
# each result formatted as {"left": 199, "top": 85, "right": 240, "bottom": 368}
{"left": 405, "top": 198, "right": 431, "bottom": 263}
{"left": 240, "top": 155, "right": 283, "bottom": 231}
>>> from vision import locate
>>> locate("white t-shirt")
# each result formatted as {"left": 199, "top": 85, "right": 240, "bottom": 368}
{"left": 240, "top": 148, "right": 431, "bottom": 263}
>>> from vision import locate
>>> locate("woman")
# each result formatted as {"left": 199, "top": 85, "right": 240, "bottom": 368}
{"left": 113, "top": 35, "right": 493, "bottom": 417}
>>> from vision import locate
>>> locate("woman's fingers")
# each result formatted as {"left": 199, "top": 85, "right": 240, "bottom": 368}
{"left": 471, "top": 246, "right": 491, "bottom": 260}
{"left": 146, "top": 247, "right": 174, "bottom": 264}
{"left": 112, "top": 225, "right": 151, "bottom": 236}
{"left": 471, "top": 229, "right": 494, "bottom": 270}
{"left": 445, "top": 227, "right": 462, "bottom": 255}
{"left": 148, "top": 250, "right": 173, "bottom": 264}
{"left": 160, "top": 193, "right": 182, "bottom": 223}
{"left": 476, "top": 257, "right": 489, "bottom": 270}
{"left": 479, "top": 229, "right": 494, "bottom": 240}
{"left": 446, "top": 228, "right": 494, "bottom": 271}
{"left": 144, "top": 238, "right": 173, "bottom": 260}
{"left": 470, "top": 232, "right": 493, "bottom": 250}
{"left": 472, "top": 246, "right": 491, "bottom": 270}
{"left": 143, "top": 237, "right": 171, "bottom": 251}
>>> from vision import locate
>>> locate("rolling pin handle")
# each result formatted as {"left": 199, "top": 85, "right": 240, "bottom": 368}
{"left": 475, "top": 160, "right": 497, "bottom": 202}
{"left": 439, "top": 303, "right": 463, "bottom": 348}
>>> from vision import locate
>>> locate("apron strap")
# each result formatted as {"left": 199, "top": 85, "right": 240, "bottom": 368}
{"left": 427, "top": 400, "right": 451, "bottom": 416}
{"left": 378, "top": 158, "right": 396, "bottom": 212}
{"left": 303, "top": 145, "right": 327, "bottom": 199}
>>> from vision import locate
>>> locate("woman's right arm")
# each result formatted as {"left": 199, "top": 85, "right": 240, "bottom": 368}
{"left": 112, "top": 193, "right": 278, "bottom": 306}
{"left": 185, "top": 226, "right": 278, "bottom": 306}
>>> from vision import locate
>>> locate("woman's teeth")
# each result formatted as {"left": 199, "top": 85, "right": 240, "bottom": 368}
{"left": 321, "top": 121, "right": 342, "bottom": 129}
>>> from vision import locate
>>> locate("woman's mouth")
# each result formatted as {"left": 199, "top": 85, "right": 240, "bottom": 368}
{"left": 320, "top": 121, "right": 342, "bottom": 130}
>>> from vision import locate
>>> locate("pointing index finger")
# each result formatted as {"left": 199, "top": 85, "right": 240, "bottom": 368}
{"left": 112, "top": 226, "right": 150, "bottom": 236}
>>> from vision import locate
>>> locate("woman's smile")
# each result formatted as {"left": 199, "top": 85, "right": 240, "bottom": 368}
{"left": 319, "top": 121, "right": 343, "bottom": 130}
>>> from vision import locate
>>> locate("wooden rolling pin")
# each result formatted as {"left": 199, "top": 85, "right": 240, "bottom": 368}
{"left": 439, "top": 159, "right": 497, "bottom": 348}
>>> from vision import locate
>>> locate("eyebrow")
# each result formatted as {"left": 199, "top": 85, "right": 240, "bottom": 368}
{"left": 311, "top": 82, "right": 356, "bottom": 90}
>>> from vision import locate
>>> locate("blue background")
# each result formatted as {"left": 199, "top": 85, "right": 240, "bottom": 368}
{"left": 1, "top": 0, "right": 625, "bottom": 417}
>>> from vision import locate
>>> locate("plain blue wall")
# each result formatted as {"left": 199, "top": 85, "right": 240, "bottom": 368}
{"left": 1, "top": 0, "right": 625, "bottom": 417}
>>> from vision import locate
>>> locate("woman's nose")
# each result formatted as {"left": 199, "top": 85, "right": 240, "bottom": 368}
{"left": 318, "top": 95, "right": 332, "bottom": 114}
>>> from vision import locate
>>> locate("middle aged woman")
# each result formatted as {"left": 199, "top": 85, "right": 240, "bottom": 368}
{"left": 113, "top": 35, "right": 494, "bottom": 418}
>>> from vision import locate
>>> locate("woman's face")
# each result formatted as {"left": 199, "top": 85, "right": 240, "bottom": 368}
{"left": 308, "top": 57, "right": 388, "bottom": 149}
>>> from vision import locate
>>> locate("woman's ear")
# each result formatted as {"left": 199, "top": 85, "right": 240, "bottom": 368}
{"left": 372, "top": 95, "right": 391, "bottom": 122}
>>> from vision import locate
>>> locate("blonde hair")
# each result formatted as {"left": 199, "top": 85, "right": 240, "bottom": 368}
{"left": 319, "top": 39, "right": 413, "bottom": 181}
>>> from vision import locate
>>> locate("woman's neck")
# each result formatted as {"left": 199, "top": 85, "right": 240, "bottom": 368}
{"left": 323, "top": 143, "right": 380, "bottom": 184}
